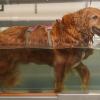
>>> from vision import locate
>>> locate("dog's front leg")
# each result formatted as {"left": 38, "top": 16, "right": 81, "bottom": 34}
{"left": 54, "top": 60, "right": 66, "bottom": 93}
{"left": 74, "top": 62, "right": 90, "bottom": 90}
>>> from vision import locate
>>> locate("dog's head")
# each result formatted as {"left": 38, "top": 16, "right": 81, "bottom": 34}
{"left": 86, "top": 7, "right": 100, "bottom": 36}
{"left": 62, "top": 7, "right": 100, "bottom": 36}
{"left": 60, "top": 7, "right": 100, "bottom": 47}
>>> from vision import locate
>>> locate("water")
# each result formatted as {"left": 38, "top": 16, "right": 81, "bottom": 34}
{"left": 0, "top": 48, "right": 99, "bottom": 93}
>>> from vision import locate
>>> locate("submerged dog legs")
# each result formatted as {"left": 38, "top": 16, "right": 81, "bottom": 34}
{"left": 54, "top": 61, "right": 66, "bottom": 93}
{"left": 0, "top": 58, "right": 19, "bottom": 91}
{"left": 75, "top": 62, "right": 90, "bottom": 90}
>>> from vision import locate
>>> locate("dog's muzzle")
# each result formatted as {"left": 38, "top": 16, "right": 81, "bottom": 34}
{"left": 92, "top": 26, "right": 100, "bottom": 36}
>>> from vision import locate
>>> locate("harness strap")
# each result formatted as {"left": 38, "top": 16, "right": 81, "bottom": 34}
{"left": 25, "top": 25, "right": 52, "bottom": 48}
{"left": 46, "top": 26, "right": 52, "bottom": 47}
{"left": 25, "top": 26, "right": 35, "bottom": 48}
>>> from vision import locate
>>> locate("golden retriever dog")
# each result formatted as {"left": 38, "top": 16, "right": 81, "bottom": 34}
{"left": 0, "top": 7, "right": 100, "bottom": 93}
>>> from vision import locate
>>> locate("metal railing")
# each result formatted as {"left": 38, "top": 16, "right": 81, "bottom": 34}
{"left": 0, "top": 0, "right": 4, "bottom": 11}
{"left": 0, "top": 0, "right": 99, "bottom": 13}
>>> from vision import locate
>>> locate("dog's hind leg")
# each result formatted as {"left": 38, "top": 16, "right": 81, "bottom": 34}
{"left": 0, "top": 58, "right": 19, "bottom": 92}
{"left": 74, "top": 62, "right": 90, "bottom": 90}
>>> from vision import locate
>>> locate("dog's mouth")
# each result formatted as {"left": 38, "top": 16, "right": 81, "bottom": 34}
{"left": 92, "top": 26, "right": 100, "bottom": 36}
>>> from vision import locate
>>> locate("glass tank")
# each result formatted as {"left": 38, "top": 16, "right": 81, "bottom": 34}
{"left": 0, "top": 0, "right": 100, "bottom": 95}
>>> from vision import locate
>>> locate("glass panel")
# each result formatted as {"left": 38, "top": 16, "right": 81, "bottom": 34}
{"left": 0, "top": 0, "right": 100, "bottom": 94}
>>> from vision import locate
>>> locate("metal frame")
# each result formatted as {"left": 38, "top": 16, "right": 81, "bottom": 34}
{"left": 85, "top": 0, "right": 93, "bottom": 7}
{"left": 58, "top": 94, "right": 100, "bottom": 100}
{"left": 0, "top": 94, "right": 100, "bottom": 100}
{"left": 0, "top": 96, "right": 57, "bottom": 100}
{"left": 34, "top": 0, "right": 38, "bottom": 14}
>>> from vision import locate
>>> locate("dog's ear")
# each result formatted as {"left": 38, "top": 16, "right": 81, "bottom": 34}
{"left": 56, "top": 19, "right": 59, "bottom": 24}
{"left": 56, "top": 19, "right": 62, "bottom": 26}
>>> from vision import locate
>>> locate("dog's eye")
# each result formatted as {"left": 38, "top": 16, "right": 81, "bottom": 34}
{"left": 91, "top": 15, "right": 98, "bottom": 20}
